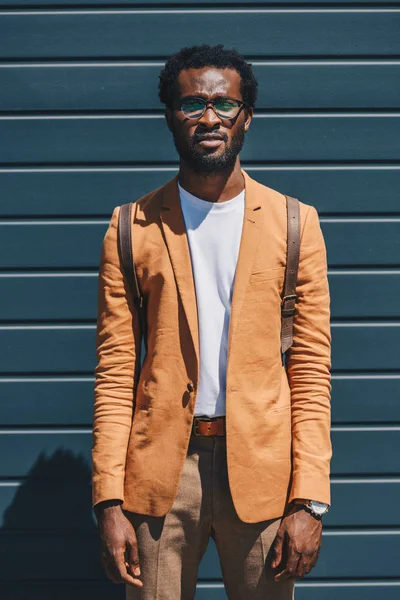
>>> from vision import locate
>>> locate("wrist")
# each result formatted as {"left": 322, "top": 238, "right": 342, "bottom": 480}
{"left": 292, "top": 499, "right": 330, "bottom": 519}
{"left": 94, "top": 499, "right": 122, "bottom": 519}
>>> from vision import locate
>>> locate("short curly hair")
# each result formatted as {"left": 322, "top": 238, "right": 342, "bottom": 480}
{"left": 158, "top": 44, "right": 258, "bottom": 109}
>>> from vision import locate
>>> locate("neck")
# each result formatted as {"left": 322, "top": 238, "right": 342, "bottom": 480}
{"left": 178, "top": 157, "right": 244, "bottom": 203}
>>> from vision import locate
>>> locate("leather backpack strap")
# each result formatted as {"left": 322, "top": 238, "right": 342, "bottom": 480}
{"left": 117, "top": 202, "right": 147, "bottom": 350}
{"left": 281, "top": 194, "right": 301, "bottom": 355}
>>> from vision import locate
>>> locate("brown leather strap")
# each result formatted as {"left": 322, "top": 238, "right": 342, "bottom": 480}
{"left": 192, "top": 417, "right": 226, "bottom": 436}
{"left": 281, "top": 195, "right": 301, "bottom": 355}
{"left": 117, "top": 202, "right": 147, "bottom": 351}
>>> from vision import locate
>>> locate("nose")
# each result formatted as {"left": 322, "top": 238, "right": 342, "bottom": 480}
{"left": 198, "top": 105, "right": 222, "bottom": 127}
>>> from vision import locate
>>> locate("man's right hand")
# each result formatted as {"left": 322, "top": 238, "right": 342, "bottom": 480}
{"left": 94, "top": 499, "right": 143, "bottom": 588}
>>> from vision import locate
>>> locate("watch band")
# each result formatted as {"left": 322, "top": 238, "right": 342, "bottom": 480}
{"left": 293, "top": 500, "right": 329, "bottom": 519}
{"left": 299, "top": 502, "right": 323, "bottom": 520}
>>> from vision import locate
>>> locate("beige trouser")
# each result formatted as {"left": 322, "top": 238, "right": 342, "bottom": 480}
{"left": 124, "top": 432, "right": 295, "bottom": 600}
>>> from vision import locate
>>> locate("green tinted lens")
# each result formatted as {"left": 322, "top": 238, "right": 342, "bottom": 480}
{"left": 181, "top": 99, "right": 205, "bottom": 117}
{"left": 214, "top": 99, "right": 240, "bottom": 117}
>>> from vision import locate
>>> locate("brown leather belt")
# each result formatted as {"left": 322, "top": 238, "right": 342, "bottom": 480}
{"left": 192, "top": 416, "right": 226, "bottom": 436}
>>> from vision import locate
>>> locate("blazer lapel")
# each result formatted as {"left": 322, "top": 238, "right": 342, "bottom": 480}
{"left": 227, "top": 169, "right": 263, "bottom": 353}
{"left": 160, "top": 174, "right": 200, "bottom": 360}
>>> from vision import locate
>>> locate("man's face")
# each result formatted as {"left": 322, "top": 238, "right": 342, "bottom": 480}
{"left": 166, "top": 67, "right": 253, "bottom": 174}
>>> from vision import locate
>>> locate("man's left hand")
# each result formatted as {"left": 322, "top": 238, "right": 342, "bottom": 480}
{"left": 270, "top": 504, "right": 322, "bottom": 581}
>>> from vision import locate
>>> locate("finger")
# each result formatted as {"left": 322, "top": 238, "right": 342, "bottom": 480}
{"left": 274, "top": 563, "right": 299, "bottom": 582}
{"left": 126, "top": 537, "right": 141, "bottom": 578}
{"left": 274, "top": 568, "right": 291, "bottom": 582}
{"left": 304, "top": 547, "right": 320, "bottom": 574}
{"left": 112, "top": 549, "right": 144, "bottom": 588}
{"left": 104, "top": 563, "right": 120, "bottom": 584}
{"left": 295, "top": 544, "right": 321, "bottom": 578}
{"left": 311, "top": 543, "right": 322, "bottom": 567}
{"left": 271, "top": 533, "right": 284, "bottom": 568}
{"left": 102, "top": 555, "right": 123, "bottom": 585}
{"left": 100, "top": 549, "right": 120, "bottom": 584}
{"left": 274, "top": 564, "right": 299, "bottom": 582}
{"left": 293, "top": 555, "right": 308, "bottom": 579}
{"left": 274, "top": 547, "right": 300, "bottom": 581}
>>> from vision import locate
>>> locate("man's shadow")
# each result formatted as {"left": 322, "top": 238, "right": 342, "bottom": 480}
{"left": 0, "top": 449, "right": 124, "bottom": 600}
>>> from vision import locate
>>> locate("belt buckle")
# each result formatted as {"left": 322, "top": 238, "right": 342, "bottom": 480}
{"left": 193, "top": 417, "right": 212, "bottom": 436}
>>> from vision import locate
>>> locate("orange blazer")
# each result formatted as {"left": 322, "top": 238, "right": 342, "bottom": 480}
{"left": 92, "top": 169, "right": 332, "bottom": 523}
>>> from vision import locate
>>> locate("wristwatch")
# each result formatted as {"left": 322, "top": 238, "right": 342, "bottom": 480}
{"left": 294, "top": 499, "right": 329, "bottom": 520}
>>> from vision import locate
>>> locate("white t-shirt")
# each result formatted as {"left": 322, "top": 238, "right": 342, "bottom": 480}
{"left": 178, "top": 181, "right": 245, "bottom": 417}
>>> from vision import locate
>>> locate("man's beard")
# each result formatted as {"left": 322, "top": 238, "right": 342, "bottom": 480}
{"left": 171, "top": 125, "right": 245, "bottom": 174}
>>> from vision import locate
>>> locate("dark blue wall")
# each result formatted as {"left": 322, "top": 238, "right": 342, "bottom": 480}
{"left": 1, "top": 3, "right": 400, "bottom": 599}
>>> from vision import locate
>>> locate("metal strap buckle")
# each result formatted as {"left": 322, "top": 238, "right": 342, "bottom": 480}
{"left": 281, "top": 293, "right": 297, "bottom": 307}
{"left": 281, "top": 294, "right": 297, "bottom": 316}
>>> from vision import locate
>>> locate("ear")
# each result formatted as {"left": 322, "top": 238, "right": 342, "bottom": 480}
{"left": 244, "top": 106, "right": 253, "bottom": 132}
{"left": 165, "top": 107, "right": 174, "bottom": 132}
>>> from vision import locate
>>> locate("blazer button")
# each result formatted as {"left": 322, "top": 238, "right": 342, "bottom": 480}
{"left": 187, "top": 382, "right": 195, "bottom": 393}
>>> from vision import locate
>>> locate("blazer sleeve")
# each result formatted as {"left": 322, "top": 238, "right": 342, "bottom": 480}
{"left": 286, "top": 205, "right": 333, "bottom": 506}
{"left": 91, "top": 205, "right": 142, "bottom": 508}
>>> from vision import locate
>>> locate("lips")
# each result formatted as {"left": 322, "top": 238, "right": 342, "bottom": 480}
{"left": 195, "top": 135, "right": 225, "bottom": 148}
{"left": 196, "top": 135, "right": 224, "bottom": 142}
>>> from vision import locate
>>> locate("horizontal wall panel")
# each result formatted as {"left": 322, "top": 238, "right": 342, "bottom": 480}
{"left": 0, "top": 582, "right": 122, "bottom": 600}
{"left": 1, "top": 582, "right": 400, "bottom": 600}
{"left": 0, "top": 168, "right": 172, "bottom": 217}
{"left": 1, "top": 220, "right": 399, "bottom": 269}
{"left": 0, "top": 327, "right": 96, "bottom": 374}
{"left": 0, "top": 274, "right": 98, "bottom": 321}
{"left": 199, "top": 533, "right": 400, "bottom": 579}
{"left": 0, "top": 483, "right": 95, "bottom": 531}
{"left": 196, "top": 584, "right": 400, "bottom": 600}
{"left": 0, "top": 531, "right": 399, "bottom": 580}
{"left": 0, "top": 427, "right": 398, "bottom": 477}
{"left": 2, "top": 62, "right": 400, "bottom": 112}
{"left": 2, "top": 167, "right": 400, "bottom": 217}
{"left": 0, "top": 378, "right": 95, "bottom": 425}
{"left": 325, "top": 479, "right": 400, "bottom": 526}
{"left": 324, "top": 220, "right": 400, "bottom": 267}
{"left": 0, "top": 375, "right": 399, "bottom": 426}
{"left": 331, "top": 376, "right": 400, "bottom": 423}
{"left": 1, "top": 10, "right": 400, "bottom": 60}
{"left": 330, "top": 427, "right": 400, "bottom": 475}
{"left": 0, "top": 431, "right": 93, "bottom": 478}
{"left": 1, "top": 479, "right": 399, "bottom": 530}
{"left": 0, "top": 222, "right": 107, "bottom": 269}
{"left": 331, "top": 324, "right": 400, "bottom": 372}
{"left": 2, "top": 272, "right": 400, "bottom": 322}
{"left": 0, "top": 531, "right": 104, "bottom": 580}
{"left": 329, "top": 272, "right": 400, "bottom": 318}
{"left": 0, "top": 323, "right": 399, "bottom": 374}
{"left": 1, "top": 0, "right": 391, "bottom": 5}
{"left": 2, "top": 115, "right": 400, "bottom": 165}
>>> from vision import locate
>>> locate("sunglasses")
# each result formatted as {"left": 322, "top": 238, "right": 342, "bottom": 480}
{"left": 177, "top": 96, "right": 247, "bottom": 120}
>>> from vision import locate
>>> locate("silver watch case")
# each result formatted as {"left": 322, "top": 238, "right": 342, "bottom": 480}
{"left": 308, "top": 500, "right": 329, "bottom": 516}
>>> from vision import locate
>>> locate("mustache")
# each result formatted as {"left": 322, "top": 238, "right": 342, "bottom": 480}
{"left": 193, "top": 132, "right": 228, "bottom": 143}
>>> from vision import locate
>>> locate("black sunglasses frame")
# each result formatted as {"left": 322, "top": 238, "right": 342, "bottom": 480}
{"left": 177, "top": 95, "right": 247, "bottom": 120}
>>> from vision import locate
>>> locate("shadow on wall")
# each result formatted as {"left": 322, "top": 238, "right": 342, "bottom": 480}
{"left": 0, "top": 449, "right": 124, "bottom": 600}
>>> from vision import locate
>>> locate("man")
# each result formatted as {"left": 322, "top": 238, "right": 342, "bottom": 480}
{"left": 92, "top": 44, "right": 332, "bottom": 600}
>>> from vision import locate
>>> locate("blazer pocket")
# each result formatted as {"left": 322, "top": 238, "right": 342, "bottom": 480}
{"left": 250, "top": 266, "right": 286, "bottom": 283}
{"left": 270, "top": 403, "right": 291, "bottom": 414}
